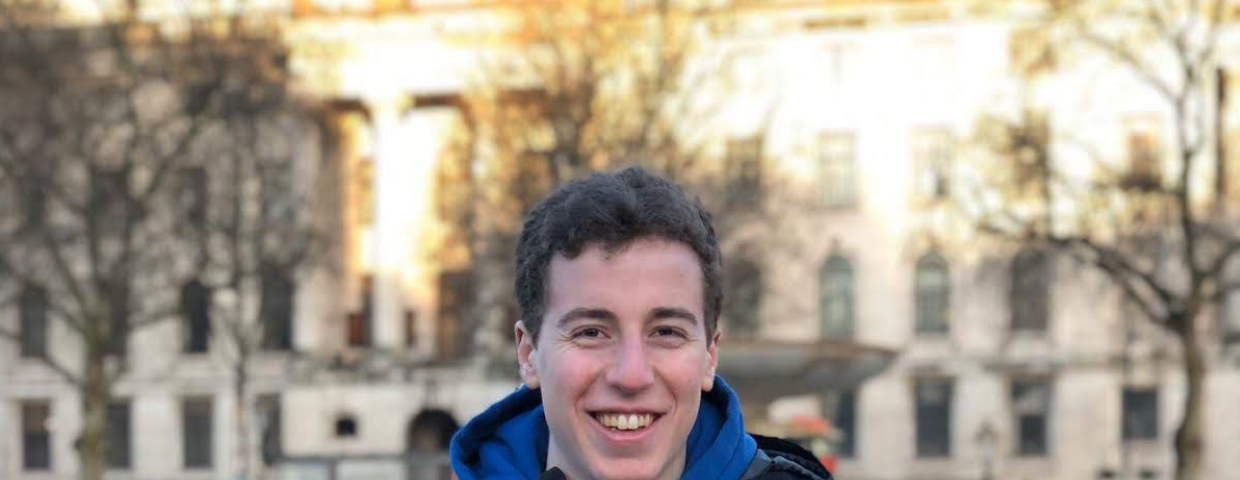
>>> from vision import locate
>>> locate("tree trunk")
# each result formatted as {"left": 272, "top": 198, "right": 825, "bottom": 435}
{"left": 80, "top": 353, "right": 110, "bottom": 480}
{"left": 1215, "top": 68, "right": 1228, "bottom": 207}
{"left": 1174, "top": 323, "right": 1206, "bottom": 480}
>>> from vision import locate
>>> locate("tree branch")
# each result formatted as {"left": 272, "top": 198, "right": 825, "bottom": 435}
{"left": 40, "top": 226, "right": 94, "bottom": 325}
{"left": 1213, "top": 280, "right": 1240, "bottom": 303}
{"left": 1051, "top": 234, "right": 1178, "bottom": 305}
{"left": 1194, "top": 0, "right": 1227, "bottom": 67}
{"left": 1064, "top": 248, "right": 1165, "bottom": 324}
{"left": 40, "top": 352, "right": 83, "bottom": 386}
{"left": 1074, "top": 24, "right": 1177, "bottom": 101}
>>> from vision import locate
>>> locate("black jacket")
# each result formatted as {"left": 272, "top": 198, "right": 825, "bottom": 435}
{"left": 741, "top": 434, "right": 834, "bottom": 480}
{"left": 534, "top": 435, "right": 834, "bottom": 480}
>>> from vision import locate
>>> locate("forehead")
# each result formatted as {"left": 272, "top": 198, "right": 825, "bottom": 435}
{"left": 545, "top": 237, "right": 704, "bottom": 311}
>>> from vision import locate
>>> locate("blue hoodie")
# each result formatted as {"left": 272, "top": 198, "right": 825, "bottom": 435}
{"left": 451, "top": 376, "right": 758, "bottom": 480}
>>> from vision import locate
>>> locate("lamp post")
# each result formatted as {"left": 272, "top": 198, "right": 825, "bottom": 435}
{"left": 975, "top": 420, "right": 998, "bottom": 480}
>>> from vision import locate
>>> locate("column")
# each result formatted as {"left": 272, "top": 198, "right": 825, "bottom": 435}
{"left": 368, "top": 96, "right": 461, "bottom": 351}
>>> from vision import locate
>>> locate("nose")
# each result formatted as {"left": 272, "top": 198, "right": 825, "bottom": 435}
{"left": 605, "top": 336, "right": 655, "bottom": 394}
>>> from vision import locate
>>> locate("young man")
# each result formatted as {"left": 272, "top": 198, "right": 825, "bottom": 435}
{"left": 451, "top": 168, "right": 832, "bottom": 480}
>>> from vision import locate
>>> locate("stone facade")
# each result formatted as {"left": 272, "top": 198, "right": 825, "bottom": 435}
{"left": 3, "top": 2, "right": 1240, "bottom": 480}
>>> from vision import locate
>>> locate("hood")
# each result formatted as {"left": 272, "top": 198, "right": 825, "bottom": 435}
{"left": 450, "top": 376, "right": 757, "bottom": 480}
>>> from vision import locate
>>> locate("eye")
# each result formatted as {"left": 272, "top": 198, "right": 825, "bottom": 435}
{"left": 572, "top": 327, "right": 606, "bottom": 339}
{"left": 649, "top": 326, "right": 690, "bottom": 348}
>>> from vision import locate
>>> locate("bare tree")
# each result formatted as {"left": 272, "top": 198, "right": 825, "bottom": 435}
{"left": 0, "top": 5, "right": 327, "bottom": 480}
{"left": 202, "top": 116, "right": 334, "bottom": 480}
{"left": 437, "top": 0, "right": 796, "bottom": 358}
{"left": 964, "top": 2, "right": 1240, "bottom": 480}
{"left": 187, "top": 73, "right": 335, "bottom": 480}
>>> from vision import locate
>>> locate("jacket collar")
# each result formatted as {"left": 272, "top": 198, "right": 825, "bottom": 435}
{"left": 450, "top": 376, "right": 757, "bottom": 480}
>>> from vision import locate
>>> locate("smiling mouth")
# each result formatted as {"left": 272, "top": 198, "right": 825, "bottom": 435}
{"left": 590, "top": 412, "right": 660, "bottom": 431}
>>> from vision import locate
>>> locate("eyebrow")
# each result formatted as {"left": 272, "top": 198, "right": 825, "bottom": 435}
{"left": 556, "top": 308, "right": 618, "bottom": 328}
{"left": 554, "top": 306, "right": 699, "bottom": 328}
{"left": 647, "top": 306, "right": 698, "bottom": 325}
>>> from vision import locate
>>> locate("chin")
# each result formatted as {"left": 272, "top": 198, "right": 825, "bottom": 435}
{"left": 591, "top": 458, "right": 666, "bottom": 480}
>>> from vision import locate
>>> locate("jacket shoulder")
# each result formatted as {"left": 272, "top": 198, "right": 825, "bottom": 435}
{"left": 744, "top": 434, "right": 834, "bottom": 480}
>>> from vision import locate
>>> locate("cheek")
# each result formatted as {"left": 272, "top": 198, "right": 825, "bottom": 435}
{"left": 540, "top": 349, "right": 603, "bottom": 395}
{"left": 652, "top": 349, "right": 712, "bottom": 393}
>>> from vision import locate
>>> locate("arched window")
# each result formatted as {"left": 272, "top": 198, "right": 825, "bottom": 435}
{"left": 1010, "top": 248, "right": 1050, "bottom": 333}
{"left": 260, "top": 266, "right": 295, "bottom": 351}
{"left": 19, "top": 283, "right": 48, "bottom": 358}
{"left": 409, "top": 410, "right": 459, "bottom": 480}
{"left": 723, "top": 257, "right": 762, "bottom": 339}
{"left": 408, "top": 410, "right": 459, "bottom": 453}
{"left": 820, "top": 256, "right": 855, "bottom": 338}
{"left": 915, "top": 252, "right": 950, "bottom": 334}
{"left": 181, "top": 280, "right": 211, "bottom": 353}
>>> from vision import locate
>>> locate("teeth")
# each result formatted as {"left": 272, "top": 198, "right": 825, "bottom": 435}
{"left": 596, "top": 413, "right": 654, "bottom": 431}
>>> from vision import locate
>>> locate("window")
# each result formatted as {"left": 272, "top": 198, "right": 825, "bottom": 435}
{"left": 912, "top": 128, "right": 953, "bottom": 199}
{"left": 824, "top": 390, "right": 857, "bottom": 458}
{"left": 726, "top": 137, "right": 763, "bottom": 199}
{"left": 181, "top": 280, "right": 211, "bottom": 353}
{"left": 1218, "top": 259, "right": 1240, "bottom": 343}
{"left": 347, "top": 275, "right": 373, "bottom": 347}
{"left": 405, "top": 309, "right": 418, "bottom": 347}
{"left": 915, "top": 252, "right": 950, "bottom": 334}
{"left": 1122, "top": 388, "right": 1159, "bottom": 441}
{"left": 107, "top": 401, "right": 131, "bottom": 469}
{"left": 182, "top": 397, "right": 213, "bottom": 469}
{"left": 260, "top": 265, "right": 295, "bottom": 351}
{"left": 335, "top": 414, "right": 358, "bottom": 438}
{"left": 1124, "top": 116, "right": 1163, "bottom": 190}
{"left": 436, "top": 270, "right": 475, "bottom": 360}
{"left": 914, "top": 377, "right": 953, "bottom": 458}
{"left": 21, "top": 401, "right": 51, "bottom": 471}
{"left": 1010, "top": 248, "right": 1050, "bottom": 333}
{"left": 1011, "top": 379, "right": 1051, "bottom": 456}
{"left": 19, "top": 283, "right": 48, "bottom": 358}
{"left": 258, "top": 395, "right": 282, "bottom": 466}
{"left": 723, "top": 256, "right": 762, "bottom": 339}
{"left": 820, "top": 256, "right": 855, "bottom": 338}
{"left": 818, "top": 134, "right": 856, "bottom": 208}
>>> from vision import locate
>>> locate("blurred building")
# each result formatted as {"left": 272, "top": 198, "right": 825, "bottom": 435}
{"left": 3, "top": 1, "right": 1240, "bottom": 480}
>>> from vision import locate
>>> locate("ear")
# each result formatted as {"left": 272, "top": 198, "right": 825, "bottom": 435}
{"left": 701, "top": 329, "right": 721, "bottom": 392}
{"left": 515, "top": 320, "right": 541, "bottom": 389}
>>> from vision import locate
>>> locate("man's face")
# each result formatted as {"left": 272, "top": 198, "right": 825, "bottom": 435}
{"left": 516, "top": 237, "right": 720, "bottom": 480}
